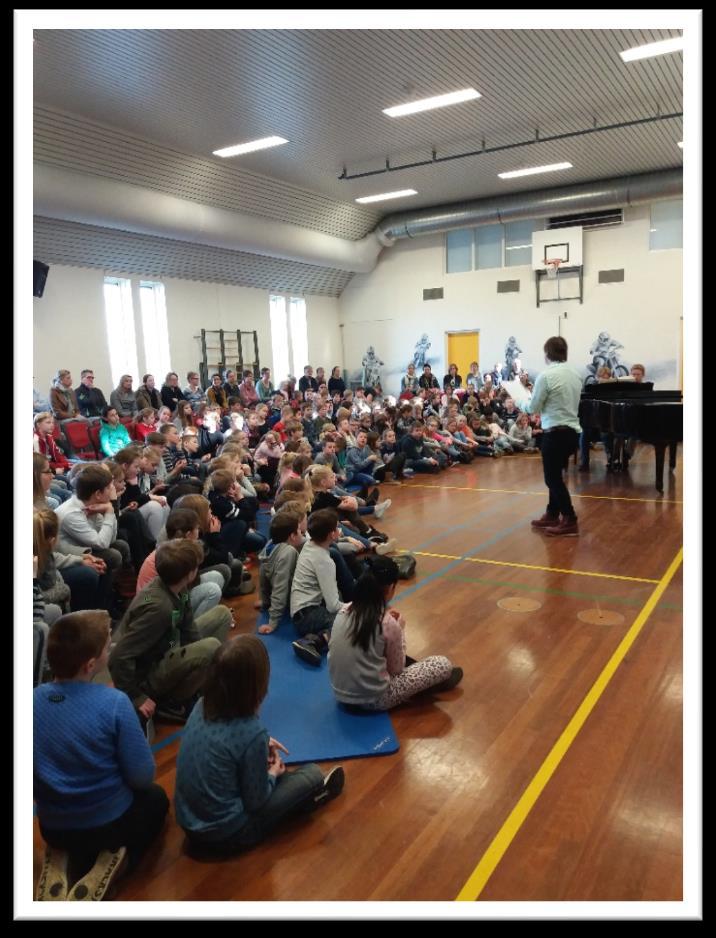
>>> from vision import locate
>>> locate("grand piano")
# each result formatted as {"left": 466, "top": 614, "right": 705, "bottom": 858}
{"left": 579, "top": 381, "right": 682, "bottom": 493}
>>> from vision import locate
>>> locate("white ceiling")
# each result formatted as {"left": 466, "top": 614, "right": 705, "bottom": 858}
{"left": 32, "top": 24, "right": 684, "bottom": 294}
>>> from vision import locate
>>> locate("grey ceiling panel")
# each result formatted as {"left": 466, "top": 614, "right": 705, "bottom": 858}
{"left": 33, "top": 27, "right": 684, "bottom": 212}
{"left": 33, "top": 216, "right": 354, "bottom": 297}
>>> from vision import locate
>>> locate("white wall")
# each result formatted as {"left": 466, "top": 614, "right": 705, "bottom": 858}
{"left": 33, "top": 266, "right": 341, "bottom": 396}
{"left": 338, "top": 203, "right": 682, "bottom": 394}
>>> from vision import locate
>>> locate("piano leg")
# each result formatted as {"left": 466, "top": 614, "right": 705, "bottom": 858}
{"left": 654, "top": 442, "right": 666, "bottom": 493}
{"left": 669, "top": 441, "right": 678, "bottom": 471}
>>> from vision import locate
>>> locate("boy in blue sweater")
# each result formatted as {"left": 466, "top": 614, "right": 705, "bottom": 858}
{"left": 34, "top": 611, "right": 169, "bottom": 901}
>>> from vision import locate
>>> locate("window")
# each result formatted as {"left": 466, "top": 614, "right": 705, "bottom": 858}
{"left": 650, "top": 199, "right": 682, "bottom": 250}
{"left": 475, "top": 224, "right": 503, "bottom": 270}
{"left": 269, "top": 294, "right": 309, "bottom": 382}
{"left": 103, "top": 277, "right": 138, "bottom": 389}
{"left": 446, "top": 219, "right": 540, "bottom": 272}
{"left": 139, "top": 281, "right": 171, "bottom": 383}
{"left": 269, "top": 294, "right": 290, "bottom": 384}
{"left": 446, "top": 229, "right": 472, "bottom": 273}
{"left": 504, "top": 220, "right": 537, "bottom": 267}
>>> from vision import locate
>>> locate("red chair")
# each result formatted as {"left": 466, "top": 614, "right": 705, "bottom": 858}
{"left": 120, "top": 416, "right": 134, "bottom": 428}
{"left": 62, "top": 420, "right": 99, "bottom": 461}
{"left": 88, "top": 422, "right": 102, "bottom": 457}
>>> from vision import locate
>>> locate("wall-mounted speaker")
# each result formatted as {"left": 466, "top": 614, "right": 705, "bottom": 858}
{"left": 33, "top": 260, "right": 50, "bottom": 298}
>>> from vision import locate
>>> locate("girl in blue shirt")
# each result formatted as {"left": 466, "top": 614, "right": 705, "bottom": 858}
{"left": 175, "top": 635, "right": 344, "bottom": 852}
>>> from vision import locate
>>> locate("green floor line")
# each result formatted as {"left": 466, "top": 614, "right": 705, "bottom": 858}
{"left": 442, "top": 574, "right": 683, "bottom": 610}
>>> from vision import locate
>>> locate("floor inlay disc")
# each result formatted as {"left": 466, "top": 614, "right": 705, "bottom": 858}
{"left": 497, "top": 597, "right": 542, "bottom": 612}
{"left": 577, "top": 609, "right": 625, "bottom": 626}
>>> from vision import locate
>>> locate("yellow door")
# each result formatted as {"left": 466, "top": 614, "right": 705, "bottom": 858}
{"left": 447, "top": 331, "right": 480, "bottom": 386}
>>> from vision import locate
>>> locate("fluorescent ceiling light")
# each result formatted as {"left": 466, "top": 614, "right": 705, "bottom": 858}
{"left": 383, "top": 88, "right": 481, "bottom": 118}
{"left": 498, "top": 162, "right": 572, "bottom": 180}
{"left": 213, "top": 136, "right": 288, "bottom": 158}
{"left": 355, "top": 189, "right": 418, "bottom": 204}
{"left": 677, "top": 141, "right": 684, "bottom": 148}
{"left": 619, "top": 37, "right": 683, "bottom": 62}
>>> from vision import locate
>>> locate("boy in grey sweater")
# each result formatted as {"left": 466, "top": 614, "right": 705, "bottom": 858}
{"left": 289, "top": 509, "right": 343, "bottom": 666}
{"left": 257, "top": 508, "right": 307, "bottom": 634}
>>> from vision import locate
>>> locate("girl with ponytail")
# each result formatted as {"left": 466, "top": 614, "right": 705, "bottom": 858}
{"left": 327, "top": 557, "right": 462, "bottom": 710}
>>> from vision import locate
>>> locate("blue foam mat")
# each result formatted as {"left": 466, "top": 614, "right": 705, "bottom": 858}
{"left": 256, "top": 611, "right": 399, "bottom": 765}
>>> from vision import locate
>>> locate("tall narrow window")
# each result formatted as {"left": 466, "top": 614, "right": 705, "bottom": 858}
{"left": 650, "top": 199, "right": 683, "bottom": 250}
{"left": 269, "top": 294, "right": 290, "bottom": 384}
{"left": 103, "top": 277, "right": 138, "bottom": 389}
{"left": 269, "top": 294, "right": 309, "bottom": 382}
{"left": 504, "top": 220, "right": 535, "bottom": 267}
{"left": 288, "top": 296, "right": 308, "bottom": 380}
{"left": 139, "top": 281, "right": 171, "bottom": 382}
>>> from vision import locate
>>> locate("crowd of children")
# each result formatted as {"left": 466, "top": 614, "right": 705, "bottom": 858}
{"left": 32, "top": 361, "right": 541, "bottom": 900}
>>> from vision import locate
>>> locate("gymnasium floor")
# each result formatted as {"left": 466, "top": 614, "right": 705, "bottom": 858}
{"left": 32, "top": 445, "right": 684, "bottom": 904}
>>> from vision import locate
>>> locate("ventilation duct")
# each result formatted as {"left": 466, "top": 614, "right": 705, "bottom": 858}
{"left": 35, "top": 164, "right": 681, "bottom": 279}
{"left": 373, "top": 170, "right": 682, "bottom": 245}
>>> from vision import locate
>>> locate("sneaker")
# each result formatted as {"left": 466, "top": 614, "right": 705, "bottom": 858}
{"left": 434, "top": 666, "right": 464, "bottom": 692}
{"left": 292, "top": 638, "right": 322, "bottom": 666}
{"left": 365, "top": 489, "right": 380, "bottom": 506}
{"left": 238, "top": 578, "right": 256, "bottom": 595}
{"left": 373, "top": 499, "right": 392, "bottom": 520}
{"left": 545, "top": 517, "right": 579, "bottom": 537}
{"left": 375, "top": 538, "right": 398, "bottom": 556}
{"left": 36, "top": 846, "right": 69, "bottom": 901}
{"left": 402, "top": 468, "right": 415, "bottom": 477}
{"left": 531, "top": 512, "right": 559, "bottom": 529}
{"left": 314, "top": 766, "right": 345, "bottom": 806}
{"left": 67, "top": 846, "right": 128, "bottom": 901}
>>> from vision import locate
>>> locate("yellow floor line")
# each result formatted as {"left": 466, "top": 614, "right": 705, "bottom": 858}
{"left": 409, "top": 483, "right": 682, "bottom": 505}
{"left": 455, "top": 547, "right": 683, "bottom": 902}
{"left": 411, "top": 551, "right": 660, "bottom": 584}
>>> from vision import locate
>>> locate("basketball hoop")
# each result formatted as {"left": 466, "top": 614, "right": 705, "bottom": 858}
{"left": 545, "top": 258, "right": 562, "bottom": 279}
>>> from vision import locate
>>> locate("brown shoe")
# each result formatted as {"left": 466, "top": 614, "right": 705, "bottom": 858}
{"left": 545, "top": 517, "right": 579, "bottom": 537}
{"left": 531, "top": 512, "right": 559, "bottom": 529}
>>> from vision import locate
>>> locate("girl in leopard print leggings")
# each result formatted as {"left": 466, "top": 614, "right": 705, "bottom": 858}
{"left": 327, "top": 557, "right": 462, "bottom": 710}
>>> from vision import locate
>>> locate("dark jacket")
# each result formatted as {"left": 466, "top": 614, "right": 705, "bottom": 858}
{"left": 135, "top": 385, "right": 162, "bottom": 412}
{"left": 74, "top": 384, "right": 107, "bottom": 418}
{"left": 161, "top": 384, "right": 186, "bottom": 414}
{"left": 419, "top": 373, "right": 440, "bottom": 389}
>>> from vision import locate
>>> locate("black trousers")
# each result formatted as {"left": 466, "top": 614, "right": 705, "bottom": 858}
{"left": 541, "top": 429, "right": 579, "bottom": 519}
{"left": 40, "top": 784, "right": 169, "bottom": 874}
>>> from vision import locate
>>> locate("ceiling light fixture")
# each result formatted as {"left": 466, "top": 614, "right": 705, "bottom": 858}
{"left": 213, "top": 136, "right": 288, "bottom": 158}
{"left": 619, "top": 37, "right": 684, "bottom": 62}
{"left": 498, "top": 162, "right": 573, "bottom": 180}
{"left": 383, "top": 88, "right": 481, "bottom": 118}
{"left": 355, "top": 189, "right": 418, "bottom": 204}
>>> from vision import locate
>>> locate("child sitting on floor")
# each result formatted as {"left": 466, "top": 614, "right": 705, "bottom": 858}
{"left": 174, "top": 636, "right": 344, "bottom": 855}
{"left": 257, "top": 508, "right": 307, "bottom": 634}
{"left": 328, "top": 557, "right": 463, "bottom": 710}
{"left": 34, "top": 611, "right": 169, "bottom": 901}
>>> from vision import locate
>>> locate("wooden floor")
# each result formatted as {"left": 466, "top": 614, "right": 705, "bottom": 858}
{"left": 33, "top": 446, "right": 684, "bottom": 904}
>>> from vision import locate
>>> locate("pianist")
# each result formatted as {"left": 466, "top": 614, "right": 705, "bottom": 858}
{"left": 525, "top": 336, "right": 582, "bottom": 537}
{"left": 630, "top": 363, "right": 646, "bottom": 383}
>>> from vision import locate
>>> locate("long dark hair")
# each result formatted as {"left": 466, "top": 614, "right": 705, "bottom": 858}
{"left": 348, "top": 556, "right": 400, "bottom": 652}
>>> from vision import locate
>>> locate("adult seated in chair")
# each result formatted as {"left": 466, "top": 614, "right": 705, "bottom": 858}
{"left": 298, "top": 365, "right": 319, "bottom": 397}
{"left": 579, "top": 366, "right": 618, "bottom": 471}
{"left": 74, "top": 369, "right": 107, "bottom": 418}
{"left": 256, "top": 367, "right": 275, "bottom": 402}
{"left": 206, "top": 373, "right": 228, "bottom": 411}
{"left": 109, "top": 375, "right": 138, "bottom": 419}
{"left": 50, "top": 370, "right": 83, "bottom": 422}
{"left": 135, "top": 374, "right": 162, "bottom": 412}
{"left": 160, "top": 372, "right": 186, "bottom": 415}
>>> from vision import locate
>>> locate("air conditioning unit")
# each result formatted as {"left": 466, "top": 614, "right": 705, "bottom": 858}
{"left": 547, "top": 208, "right": 623, "bottom": 231}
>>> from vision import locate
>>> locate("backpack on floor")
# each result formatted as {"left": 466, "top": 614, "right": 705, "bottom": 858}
{"left": 393, "top": 552, "right": 417, "bottom": 579}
